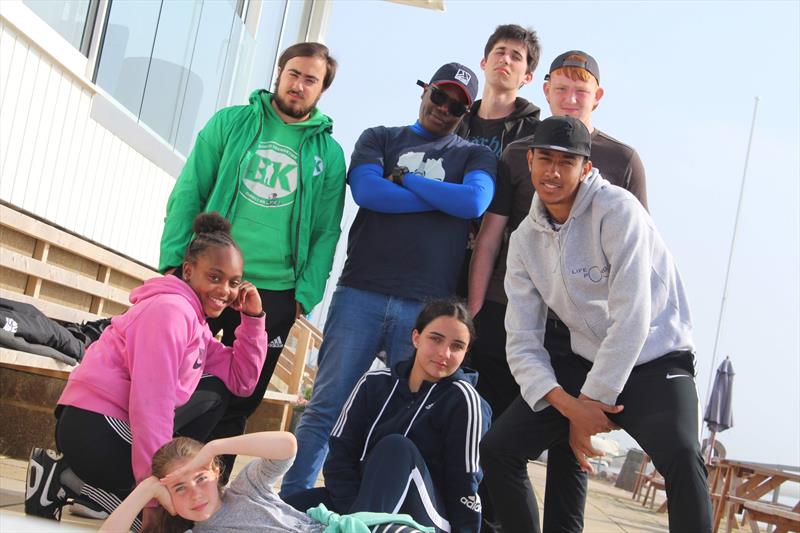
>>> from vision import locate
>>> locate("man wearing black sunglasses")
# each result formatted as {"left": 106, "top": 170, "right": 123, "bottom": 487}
{"left": 282, "top": 64, "right": 497, "bottom": 533}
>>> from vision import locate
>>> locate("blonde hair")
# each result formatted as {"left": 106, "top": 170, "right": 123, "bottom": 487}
{"left": 142, "top": 437, "right": 223, "bottom": 533}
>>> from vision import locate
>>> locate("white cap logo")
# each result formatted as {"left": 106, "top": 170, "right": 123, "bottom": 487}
{"left": 455, "top": 69, "right": 471, "bottom": 85}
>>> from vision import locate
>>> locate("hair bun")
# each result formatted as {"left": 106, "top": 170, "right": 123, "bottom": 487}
{"left": 192, "top": 212, "right": 231, "bottom": 236}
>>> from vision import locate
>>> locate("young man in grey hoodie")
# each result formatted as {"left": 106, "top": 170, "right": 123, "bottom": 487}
{"left": 480, "top": 116, "right": 711, "bottom": 533}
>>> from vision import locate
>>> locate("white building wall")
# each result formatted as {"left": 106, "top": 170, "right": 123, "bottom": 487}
{"left": 0, "top": 17, "right": 174, "bottom": 268}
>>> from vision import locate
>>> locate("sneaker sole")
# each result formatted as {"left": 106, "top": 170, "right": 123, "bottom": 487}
{"left": 68, "top": 501, "right": 109, "bottom": 520}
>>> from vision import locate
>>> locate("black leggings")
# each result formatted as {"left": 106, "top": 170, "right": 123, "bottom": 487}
{"left": 55, "top": 375, "right": 230, "bottom": 519}
{"left": 204, "top": 287, "right": 297, "bottom": 481}
{"left": 480, "top": 347, "right": 712, "bottom": 533}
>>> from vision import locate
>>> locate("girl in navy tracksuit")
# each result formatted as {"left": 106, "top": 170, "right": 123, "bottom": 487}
{"left": 284, "top": 299, "right": 491, "bottom": 533}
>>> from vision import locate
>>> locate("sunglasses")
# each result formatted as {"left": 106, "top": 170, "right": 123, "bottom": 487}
{"left": 416, "top": 80, "right": 469, "bottom": 117}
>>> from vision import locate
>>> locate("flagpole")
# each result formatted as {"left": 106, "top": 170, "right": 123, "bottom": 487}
{"left": 703, "top": 97, "right": 760, "bottom": 419}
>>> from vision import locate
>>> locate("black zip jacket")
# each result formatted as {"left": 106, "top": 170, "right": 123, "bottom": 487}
{"left": 324, "top": 359, "right": 491, "bottom": 533}
{"left": 455, "top": 97, "right": 541, "bottom": 153}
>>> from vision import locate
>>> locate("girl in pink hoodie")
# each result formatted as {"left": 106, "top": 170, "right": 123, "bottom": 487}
{"left": 25, "top": 213, "right": 268, "bottom": 531}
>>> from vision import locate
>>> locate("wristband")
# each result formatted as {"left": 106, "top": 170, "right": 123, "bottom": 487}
{"left": 390, "top": 166, "right": 409, "bottom": 187}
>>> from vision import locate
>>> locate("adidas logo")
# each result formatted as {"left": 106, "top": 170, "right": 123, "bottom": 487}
{"left": 460, "top": 494, "right": 482, "bottom": 512}
{"left": 268, "top": 336, "right": 284, "bottom": 349}
{"left": 3, "top": 317, "right": 18, "bottom": 333}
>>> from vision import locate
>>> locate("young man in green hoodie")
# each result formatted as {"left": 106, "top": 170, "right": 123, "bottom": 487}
{"left": 159, "top": 42, "right": 346, "bottom": 476}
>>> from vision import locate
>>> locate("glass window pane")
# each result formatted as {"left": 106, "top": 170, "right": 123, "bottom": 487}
{"left": 93, "top": 0, "right": 314, "bottom": 158}
{"left": 94, "top": 0, "right": 162, "bottom": 118}
{"left": 23, "top": 0, "right": 90, "bottom": 50}
{"left": 214, "top": 15, "right": 254, "bottom": 110}
{"left": 138, "top": 1, "right": 205, "bottom": 146}
{"left": 247, "top": 0, "right": 288, "bottom": 93}
{"left": 172, "top": 0, "right": 238, "bottom": 155}
{"left": 280, "top": 0, "right": 312, "bottom": 51}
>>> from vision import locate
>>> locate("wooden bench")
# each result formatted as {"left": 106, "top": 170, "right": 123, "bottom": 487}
{"left": 0, "top": 202, "right": 319, "bottom": 456}
{"left": 0, "top": 202, "right": 160, "bottom": 457}
{"left": 711, "top": 459, "right": 800, "bottom": 533}
{"left": 0, "top": 202, "right": 160, "bottom": 372}
{"left": 740, "top": 501, "right": 800, "bottom": 533}
{"left": 261, "top": 315, "right": 321, "bottom": 432}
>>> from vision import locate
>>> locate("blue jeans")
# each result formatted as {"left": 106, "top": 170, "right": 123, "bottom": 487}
{"left": 280, "top": 286, "right": 425, "bottom": 495}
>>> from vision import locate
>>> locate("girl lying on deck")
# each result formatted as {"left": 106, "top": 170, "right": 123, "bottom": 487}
{"left": 99, "top": 431, "right": 432, "bottom": 533}
{"left": 25, "top": 213, "right": 267, "bottom": 530}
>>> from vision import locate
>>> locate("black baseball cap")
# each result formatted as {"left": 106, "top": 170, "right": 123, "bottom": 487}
{"left": 419, "top": 62, "right": 479, "bottom": 106}
{"left": 529, "top": 116, "right": 591, "bottom": 158}
{"left": 545, "top": 50, "right": 600, "bottom": 83}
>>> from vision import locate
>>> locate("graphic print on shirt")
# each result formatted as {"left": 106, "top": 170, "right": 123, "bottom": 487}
{"left": 3, "top": 317, "right": 18, "bottom": 333}
{"left": 241, "top": 141, "right": 299, "bottom": 208}
{"left": 571, "top": 264, "right": 610, "bottom": 283}
{"left": 468, "top": 135, "right": 503, "bottom": 157}
{"left": 397, "top": 151, "right": 446, "bottom": 182}
{"left": 192, "top": 347, "right": 205, "bottom": 369}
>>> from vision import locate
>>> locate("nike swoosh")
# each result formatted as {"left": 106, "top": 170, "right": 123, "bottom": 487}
{"left": 27, "top": 461, "right": 42, "bottom": 501}
{"left": 39, "top": 463, "right": 56, "bottom": 507}
{"left": 193, "top": 359, "right": 202, "bottom": 369}
{"left": 666, "top": 373, "right": 691, "bottom": 380}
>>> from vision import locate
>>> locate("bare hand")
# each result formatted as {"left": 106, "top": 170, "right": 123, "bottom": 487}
{"left": 160, "top": 444, "right": 216, "bottom": 487}
{"left": 566, "top": 394, "right": 623, "bottom": 472}
{"left": 230, "top": 281, "right": 262, "bottom": 316}
{"left": 295, "top": 301, "right": 304, "bottom": 319}
{"left": 152, "top": 482, "right": 175, "bottom": 516}
{"left": 568, "top": 423, "right": 602, "bottom": 473}
{"left": 570, "top": 394, "right": 623, "bottom": 435}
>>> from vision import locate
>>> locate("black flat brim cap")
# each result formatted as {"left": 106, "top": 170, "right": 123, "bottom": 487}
{"left": 547, "top": 50, "right": 600, "bottom": 83}
{"left": 529, "top": 116, "right": 592, "bottom": 158}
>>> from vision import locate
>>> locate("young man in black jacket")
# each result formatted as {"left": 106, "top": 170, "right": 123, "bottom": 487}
{"left": 454, "top": 24, "right": 542, "bottom": 531}
{"left": 454, "top": 24, "right": 541, "bottom": 296}
{"left": 455, "top": 24, "right": 541, "bottom": 156}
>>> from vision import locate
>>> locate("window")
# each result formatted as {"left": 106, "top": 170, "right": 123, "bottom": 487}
{"left": 23, "top": 0, "right": 316, "bottom": 161}
{"left": 93, "top": 0, "right": 257, "bottom": 156}
{"left": 22, "top": 0, "right": 96, "bottom": 53}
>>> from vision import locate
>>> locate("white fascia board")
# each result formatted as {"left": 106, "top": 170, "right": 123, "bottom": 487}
{"left": 385, "top": 0, "right": 446, "bottom": 12}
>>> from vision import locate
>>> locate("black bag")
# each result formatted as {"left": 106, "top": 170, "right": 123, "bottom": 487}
{"left": 0, "top": 298, "right": 85, "bottom": 361}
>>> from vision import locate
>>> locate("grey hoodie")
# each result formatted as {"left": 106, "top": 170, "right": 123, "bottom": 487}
{"left": 504, "top": 170, "right": 693, "bottom": 410}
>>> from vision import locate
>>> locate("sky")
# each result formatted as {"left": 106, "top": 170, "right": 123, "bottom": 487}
{"left": 311, "top": 0, "right": 800, "bottom": 468}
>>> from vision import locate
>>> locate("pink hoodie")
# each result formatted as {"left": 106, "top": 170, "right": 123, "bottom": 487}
{"left": 58, "top": 275, "right": 267, "bottom": 483}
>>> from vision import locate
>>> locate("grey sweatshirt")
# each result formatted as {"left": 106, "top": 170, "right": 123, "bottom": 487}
{"left": 504, "top": 170, "right": 694, "bottom": 410}
{"left": 189, "top": 457, "right": 325, "bottom": 533}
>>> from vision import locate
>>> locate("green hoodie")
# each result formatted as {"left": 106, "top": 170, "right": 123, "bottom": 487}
{"left": 159, "top": 90, "right": 346, "bottom": 312}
